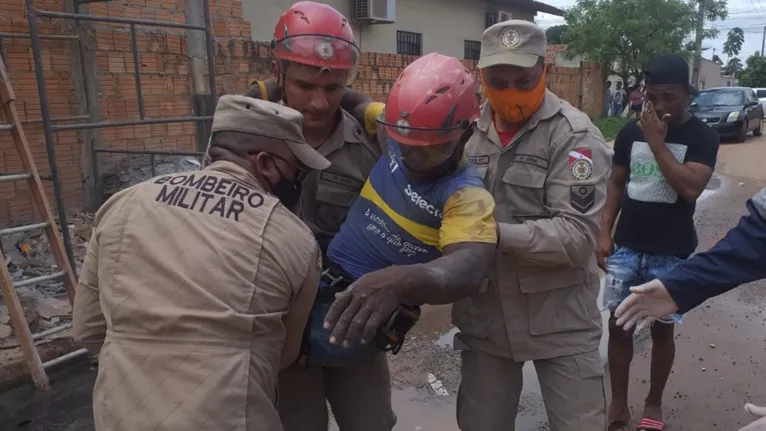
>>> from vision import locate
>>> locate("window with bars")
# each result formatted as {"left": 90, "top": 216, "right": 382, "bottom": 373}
{"left": 485, "top": 13, "right": 498, "bottom": 29}
{"left": 464, "top": 40, "right": 481, "bottom": 61}
{"left": 396, "top": 30, "right": 422, "bottom": 55}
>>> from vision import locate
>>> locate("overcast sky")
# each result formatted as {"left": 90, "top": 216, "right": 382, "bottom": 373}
{"left": 535, "top": 0, "right": 766, "bottom": 64}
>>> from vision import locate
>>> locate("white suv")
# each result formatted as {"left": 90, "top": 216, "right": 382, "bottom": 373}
{"left": 754, "top": 88, "right": 766, "bottom": 117}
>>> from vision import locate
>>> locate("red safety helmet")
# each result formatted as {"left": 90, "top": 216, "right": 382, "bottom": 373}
{"left": 272, "top": 2, "right": 360, "bottom": 85}
{"left": 380, "top": 53, "right": 480, "bottom": 147}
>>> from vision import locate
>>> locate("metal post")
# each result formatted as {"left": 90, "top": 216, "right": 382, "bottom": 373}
{"left": 201, "top": 0, "right": 218, "bottom": 151}
{"left": 761, "top": 26, "right": 765, "bottom": 57}
{"left": 130, "top": 24, "right": 145, "bottom": 119}
{"left": 202, "top": 0, "right": 217, "bottom": 104}
{"left": 26, "top": 0, "right": 78, "bottom": 273}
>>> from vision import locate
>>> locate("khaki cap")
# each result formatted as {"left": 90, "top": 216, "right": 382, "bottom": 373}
{"left": 211, "top": 95, "right": 330, "bottom": 171}
{"left": 478, "top": 20, "right": 547, "bottom": 69}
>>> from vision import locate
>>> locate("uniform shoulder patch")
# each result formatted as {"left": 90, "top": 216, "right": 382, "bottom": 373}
{"left": 568, "top": 148, "right": 593, "bottom": 181}
{"left": 570, "top": 185, "right": 595, "bottom": 213}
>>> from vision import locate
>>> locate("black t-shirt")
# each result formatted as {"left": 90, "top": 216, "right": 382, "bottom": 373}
{"left": 613, "top": 116, "right": 720, "bottom": 258}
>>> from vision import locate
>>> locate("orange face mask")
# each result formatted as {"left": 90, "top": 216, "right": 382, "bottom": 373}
{"left": 481, "top": 70, "right": 547, "bottom": 124}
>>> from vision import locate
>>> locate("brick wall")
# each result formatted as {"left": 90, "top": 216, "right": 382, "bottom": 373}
{"left": 0, "top": 0, "right": 253, "bottom": 225}
{"left": 1, "top": 0, "right": 604, "bottom": 227}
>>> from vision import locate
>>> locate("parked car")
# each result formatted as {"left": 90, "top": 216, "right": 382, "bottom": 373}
{"left": 689, "top": 87, "right": 763, "bottom": 142}
{"left": 754, "top": 88, "right": 766, "bottom": 115}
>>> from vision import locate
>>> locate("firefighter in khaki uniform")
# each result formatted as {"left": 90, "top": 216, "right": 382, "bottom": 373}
{"left": 202, "top": 3, "right": 393, "bottom": 430}
{"left": 453, "top": 21, "right": 611, "bottom": 430}
{"left": 72, "top": 96, "right": 329, "bottom": 431}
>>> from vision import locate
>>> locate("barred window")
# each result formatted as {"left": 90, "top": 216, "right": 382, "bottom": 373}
{"left": 465, "top": 40, "right": 481, "bottom": 61}
{"left": 397, "top": 30, "right": 422, "bottom": 55}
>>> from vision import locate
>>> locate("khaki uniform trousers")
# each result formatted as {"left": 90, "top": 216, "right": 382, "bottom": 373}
{"left": 457, "top": 349, "right": 606, "bottom": 431}
{"left": 278, "top": 352, "right": 396, "bottom": 431}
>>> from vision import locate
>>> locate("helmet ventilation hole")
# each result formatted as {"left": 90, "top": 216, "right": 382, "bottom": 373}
{"left": 293, "top": 11, "right": 310, "bottom": 24}
{"left": 425, "top": 95, "right": 438, "bottom": 104}
{"left": 435, "top": 86, "right": 450, "bottom": 94}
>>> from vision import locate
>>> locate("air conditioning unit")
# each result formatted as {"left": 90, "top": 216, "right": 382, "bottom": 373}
{"left": 498, "top": 10, "right": 513, "bottom": 21}
{"left": 354, "top": 0, "right": 396, "bottom": 23}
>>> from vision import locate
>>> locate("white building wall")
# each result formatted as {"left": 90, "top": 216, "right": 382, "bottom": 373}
{"left": 244, "top": 0, "right": 535, "bottom": 59}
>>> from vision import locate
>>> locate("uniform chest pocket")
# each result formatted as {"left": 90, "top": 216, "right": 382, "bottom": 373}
{"left": 501, "top": 167, "right": 548, "bottom": 218}
{"left": 314, "top": 181, "right": 360, "bottom": 232}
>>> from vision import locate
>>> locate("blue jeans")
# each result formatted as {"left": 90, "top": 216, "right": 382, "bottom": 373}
{"left": 603, "top": 245, "right": 684, "bottom": 324}
{"left": 611, "top": 102, "right": 623, "bottom": 117}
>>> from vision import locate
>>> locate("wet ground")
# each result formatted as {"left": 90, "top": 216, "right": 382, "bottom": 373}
{"left": 1, "top": 133, "right": 766, "bottom": 430}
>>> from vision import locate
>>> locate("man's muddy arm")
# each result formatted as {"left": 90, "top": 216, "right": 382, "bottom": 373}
{"left": 398, "top": 242, "right": 495, "bottom": 305}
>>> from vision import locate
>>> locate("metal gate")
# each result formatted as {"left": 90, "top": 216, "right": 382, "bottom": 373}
{"left": 0, "top": 0, "right": 218, "bottom": 376}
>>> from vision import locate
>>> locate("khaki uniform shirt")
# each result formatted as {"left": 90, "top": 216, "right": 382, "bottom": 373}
{"left": 453, "top": 91, "right": 612, "bottom": 361}
{"left": 203, "top": 107, "right": 383, "bottom": 250}
{"left": 72, "top": 161, "right": 321, "bottom": 431}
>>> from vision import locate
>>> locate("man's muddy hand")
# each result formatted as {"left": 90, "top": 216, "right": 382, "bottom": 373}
{"left": 324, "top": 265, "right": 417, "bottom": 347}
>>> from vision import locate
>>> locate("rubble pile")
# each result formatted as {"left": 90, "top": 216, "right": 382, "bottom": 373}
{"left": 0, "top": 213, "right": 94, "bottom": 347}
{"left": 101, "top": 154, "right": 202, "bottom": 194}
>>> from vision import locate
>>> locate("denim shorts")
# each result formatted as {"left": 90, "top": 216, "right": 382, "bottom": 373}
{"left": 602, "top": 245, "right": 685, "bottom": 324}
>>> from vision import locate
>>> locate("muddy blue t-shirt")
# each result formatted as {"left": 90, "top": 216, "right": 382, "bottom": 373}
{"left": 612, "top": 117, "right": 719, "bottom": 257}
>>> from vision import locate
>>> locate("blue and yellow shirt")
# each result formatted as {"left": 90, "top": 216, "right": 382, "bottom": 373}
{"left": 327, "top": 139, "right": 497, "bottom": 279}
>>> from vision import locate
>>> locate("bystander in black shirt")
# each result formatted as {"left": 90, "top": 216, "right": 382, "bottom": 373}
{"left": 612, "top": 116, "right": 720, "bottom": 258}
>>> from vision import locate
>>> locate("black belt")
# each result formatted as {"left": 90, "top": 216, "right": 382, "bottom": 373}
{"left": 317, "top": 258, "right": 354, "bottom": 303}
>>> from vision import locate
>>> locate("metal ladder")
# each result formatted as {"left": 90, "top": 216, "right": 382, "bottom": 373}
{"left": 0, "top": 53, "right": 79, "bottom": 391}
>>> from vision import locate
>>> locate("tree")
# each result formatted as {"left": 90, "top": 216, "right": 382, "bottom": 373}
{"left": 722, "top": 27, "right": 745, "bottom": 58}
{"left": 546, "top": 25, "right": 569, "bottom": 44}
{"left": 712, "top": 54, "right": 723, "bottom": 65}
{"left": 565, "top": 0, "right": 698, "bottom": 91}
{"left": 739, "top": 53, "right": 766, "bottom": 87}
{"left": 724, "top": 57, "right": 743, "bottom": 76}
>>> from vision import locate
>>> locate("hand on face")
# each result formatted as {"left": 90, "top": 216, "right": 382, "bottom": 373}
{"left": 638, "top": 100, "right": 671, "bottom": 145}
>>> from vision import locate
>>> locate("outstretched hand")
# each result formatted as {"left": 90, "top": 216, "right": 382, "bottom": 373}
{"left": 324, "top": 265, "right": 418, "bottom": 348}
{"left": 739, "top": 404, "right": 766, "bottom": 430}
{"left": 614, "top": 279, "right": 680, "bottom": 331}
{"left": 637, "top": 101, "right": 670, "bottom": 145}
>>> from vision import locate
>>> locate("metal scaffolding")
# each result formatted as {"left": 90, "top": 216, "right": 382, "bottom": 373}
{"left": 0, "top": 0, "right": 218, "bottom": 384}
{"left": 0, "top": 0, "right": 218, "bottom": 273}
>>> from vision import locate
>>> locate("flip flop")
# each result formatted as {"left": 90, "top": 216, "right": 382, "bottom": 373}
{"left": 608, "top": 420, "right": 629, "bottom": 431}
{"left": 637, "top": 417, "right": 666, "bottom": 431}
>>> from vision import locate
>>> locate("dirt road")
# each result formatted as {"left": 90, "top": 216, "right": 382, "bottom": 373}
{"left": 1, "top": 134, "right": 765, "bottom": 431}
{"left": 348, "top": 134, "right": 766, "bottom": 431}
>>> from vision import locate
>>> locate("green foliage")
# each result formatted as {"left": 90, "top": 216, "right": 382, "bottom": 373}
{"left": 594, "top": 116, "right": 631, "bottom": 141}
{"left": 724, "top": 57, "right": 743, "bottom": 75}
{"left": 723, "top": 27, "right": 745, "bottom": 57}
{"left": 739, "top": 54, "right": 766, "bottom": 87}
{"left": 565, "top": 0, "right": 698, "bottom": 84}
{"left": 546, "top": 25, "right": 569, "bottom": 44}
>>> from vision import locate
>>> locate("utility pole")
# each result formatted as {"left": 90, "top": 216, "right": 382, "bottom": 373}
{"left": 691, "top": 0, "right": 705, "bottom": 88}
{"left": 761, "top": 26, "right": 765, "bottom": 56}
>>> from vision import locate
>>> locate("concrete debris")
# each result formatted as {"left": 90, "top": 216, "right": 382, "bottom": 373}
{"left": 101, "top": 154, "right": 203, "bottom": 195}
{"left": 1, "top": 212, "right": 94, "bottom": 343}
{"left": 35, "top": 297, "right": 72, "bottom": 320}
